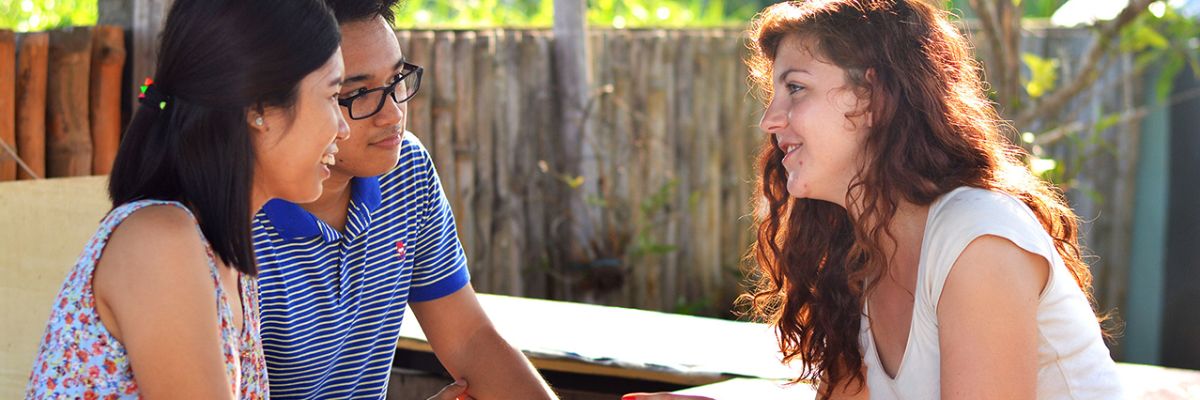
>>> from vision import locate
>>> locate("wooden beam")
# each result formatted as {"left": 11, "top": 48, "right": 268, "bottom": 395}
{"left": 89, "top": 25, "right": 125, "bottom": 175}
{"left": 15, "top": 33, "right": 48, "bottom": 180}
{"left": 0, "top": 30, "right": 15, "bottom": 181}
{"left": 46, "top": 27, "right": 94, "bottom": 177}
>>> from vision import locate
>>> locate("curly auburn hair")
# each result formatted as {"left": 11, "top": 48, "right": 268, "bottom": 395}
{"left": 740, "top": 0, "right": 1099, "bottom": 396}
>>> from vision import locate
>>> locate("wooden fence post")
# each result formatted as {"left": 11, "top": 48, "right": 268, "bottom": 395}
{"left": 405, "top": 30, "right": 434, "bottom": 147}
{"left": 89, "top": 25, "right": 126, "bottom": 175}
{"left": 553, "top": 0, "right": 598, "bottom": 268}
{"left": 15, "top": 33, "right": 48, "bottom": 180}
{"left": 0, "top": 30, "right": 15, "bottom": 181}
{"left": 431, "top": 31, "right": 457, "bottom": 209}
{"left": 46, "top": 27, "right": 94, "bottom": 177}
{"left": 471, "top": 30, "right": 500, "bottom": 294}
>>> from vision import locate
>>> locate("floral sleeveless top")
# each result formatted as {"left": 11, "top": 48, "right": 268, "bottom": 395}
{"left": 25, "top": 200, "right": 268, "bottom": 399}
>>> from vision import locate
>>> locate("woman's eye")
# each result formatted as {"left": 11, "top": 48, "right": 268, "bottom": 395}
{"left": 345, "top": 88, "right": 367, "bottom": 98}
{"left": 786, "top": 83, "right": 805, "bottom": 95}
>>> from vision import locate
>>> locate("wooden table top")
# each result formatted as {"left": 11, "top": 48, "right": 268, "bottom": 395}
{"left": 398, "top": 294, "right": 797, "bottom": 386}
{"left": 398, "top": 294, "right": 1200, "bottom": 399}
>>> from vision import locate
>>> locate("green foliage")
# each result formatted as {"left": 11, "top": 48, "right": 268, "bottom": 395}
{"left": 393, "top": 0, "right": 758, "bottom": 28}
{"left": 394, "top": 0, "right": 553, "bottom": 28}
{"left": 630, "top": 179, "right": 679, "bottom": 259}
{"left": 0, "top": 0, "right": 97, "bottom": 31}
{"left": 1007, "top": 2, "right": 1198, "bottom": 188}
{"left": 672, "top": 293, "right": 716, "bottom": 315}
{"left": 585, "top": 0, "right": 757, "bottom": 28}
{"left": 0, "top": 0, "right": 764, "bottom": 31}
{"left": 1021, "top": 52, "right": 1059, "bottom": 98}
{"left": 945, "top": 0, "right": 1071, "bottom": 19}
{"left": 1120, "top": 3, "right": 1200, "bottom": 100}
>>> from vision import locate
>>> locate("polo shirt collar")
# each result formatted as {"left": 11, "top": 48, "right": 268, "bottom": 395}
{"left": 260, "top": 176, "right": 382, "bottom": 242}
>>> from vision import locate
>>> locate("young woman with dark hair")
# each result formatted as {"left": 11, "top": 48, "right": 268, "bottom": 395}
{"left": 26, "top": 0, "right": 348, "bottom": 397}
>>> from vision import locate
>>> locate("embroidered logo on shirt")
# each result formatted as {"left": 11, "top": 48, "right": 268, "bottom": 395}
{"left": 395, "top": 240, "right": 407, "bottom": 259}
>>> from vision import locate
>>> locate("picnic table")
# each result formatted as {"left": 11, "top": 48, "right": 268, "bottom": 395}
{"left": 397, "top": 294, "right": 1200, "bottom": 399}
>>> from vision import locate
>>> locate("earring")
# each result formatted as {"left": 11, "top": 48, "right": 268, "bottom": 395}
{"left": 255, "top": 116, "right": 264, "bottom": 126}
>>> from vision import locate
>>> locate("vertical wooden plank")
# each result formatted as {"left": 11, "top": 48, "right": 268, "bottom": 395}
{"left": 503, "top": 30, "right": 545, "bottom": 298}
{"left": 664, "top": 30, "right": 699, "bottom": 311}
{"left": 584, "top": 30, "right": 604, "bottom": 273}
{"left": 737, "top": 29, "right": 760, "bottom": 269}
{"left": 452, "top": 31, "right": 477, "bottom": 280}
{"left": 716, "top": 29, "right": 735, "bottom": 294}
{"left": 721, "top": 30, "right": 755, "bottom": 304}
{"left": 431, "top": 30, "right": 458, "bottom": 241}
{"left": 482, "top": 30, "right": 504, "bottom": 295}
{"left": 89, "top": 25, "right": 125, "bottom": 175}
{"left": 521, "top": 30, "right": 558, "bottom": 299}
{"left": 629, "top": 29, "right": 652, "bottom": 308}
{"left": 696, "top": 30, "right": 722, "bottom": 309}
{"left": 661, "top": 30, "right": 683, "bottom": 312}
{"left": 405, "top": 31, "right": 434, "bottom": 146}
{"left": 0, "top": 30, "right": 15, "bottom": 181}
{"left": 629, "top": 29, "right": 652, "bottom": 309}
{"left": 588, "top": 28, "right": 624, "bottom": 307}
{"left": 394, "top": 29, "right": 410, "bottom": 59}
{"left": 491, "top": 29, "right": 522, "bottom": 296}
{"left": 585, "top": 27, "right": 606, "bottom": 303}
{"left": 46, "top": 27, "right": 94, "bottom": 177}
{"left": 681, "top": 29, "right": 700, "bottom": 306}
{"left": 15, "top": 33, "right": 48, "bottom": 180}
{"left": 553, "top": 0, "right": 598, "bottom": 271}
{"left": 470, "top": 31, "right": 494, "bottom": 291}
{"left": 642, "top": 30, "right": 673, "bottom": 311}
{"left": 608, "top": 29, "right": 637, "bottom": 309}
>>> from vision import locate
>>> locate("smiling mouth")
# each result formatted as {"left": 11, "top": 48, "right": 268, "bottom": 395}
{"left": 782, "top": 142, "right": 803, "bottom": 157}
{"left": 320, "top": 144, "right": 338, "bottom": 166}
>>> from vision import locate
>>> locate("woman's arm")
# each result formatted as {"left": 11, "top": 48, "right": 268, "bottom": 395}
{"left": 93, "top": 206, "right": 236, "bottom": 399}
{"left": 938, "top": 235, "right": 1050, "bottom": 400}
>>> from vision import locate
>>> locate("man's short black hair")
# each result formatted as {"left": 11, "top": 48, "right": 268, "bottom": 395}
{"left": 324, "top": 0, "right": 400, "bottom": 24}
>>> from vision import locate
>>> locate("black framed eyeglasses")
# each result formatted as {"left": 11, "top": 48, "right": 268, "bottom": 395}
{"left": 338, "top": 61, "right": 423, "bottom": 120}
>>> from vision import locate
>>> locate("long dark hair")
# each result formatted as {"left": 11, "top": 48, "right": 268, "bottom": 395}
{"left": 741, "top": 0, "right": 1096, "bottom": 396}
{"left": 108, "top": 0, "right": 340, "bottom": 275}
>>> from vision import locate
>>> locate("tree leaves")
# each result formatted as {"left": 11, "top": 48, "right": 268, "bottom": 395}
{"left": 1022, "top": 52, "right": 1059, "bottom": 98}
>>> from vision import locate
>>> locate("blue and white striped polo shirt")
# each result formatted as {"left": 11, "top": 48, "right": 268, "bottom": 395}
{"left": 251, "top": 133, "right": 469, "bottom": 399}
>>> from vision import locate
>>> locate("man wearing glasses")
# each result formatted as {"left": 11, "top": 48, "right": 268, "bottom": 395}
{"left": 251, "top": 1, "right": 557, "bottom": 398}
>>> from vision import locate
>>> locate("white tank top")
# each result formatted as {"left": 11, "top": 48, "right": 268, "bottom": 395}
{"left": 859, "top": 187, "right": 1124, "bottom": 399}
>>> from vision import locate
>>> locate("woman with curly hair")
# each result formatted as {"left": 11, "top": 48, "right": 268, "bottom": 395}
{"left": 741, "top": 1, "right": 1123, "bottom": 399}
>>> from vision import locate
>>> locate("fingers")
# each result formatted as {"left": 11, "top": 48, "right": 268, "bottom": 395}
{"left": 427, "top": 379, "right": 469, "bottom": 400}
